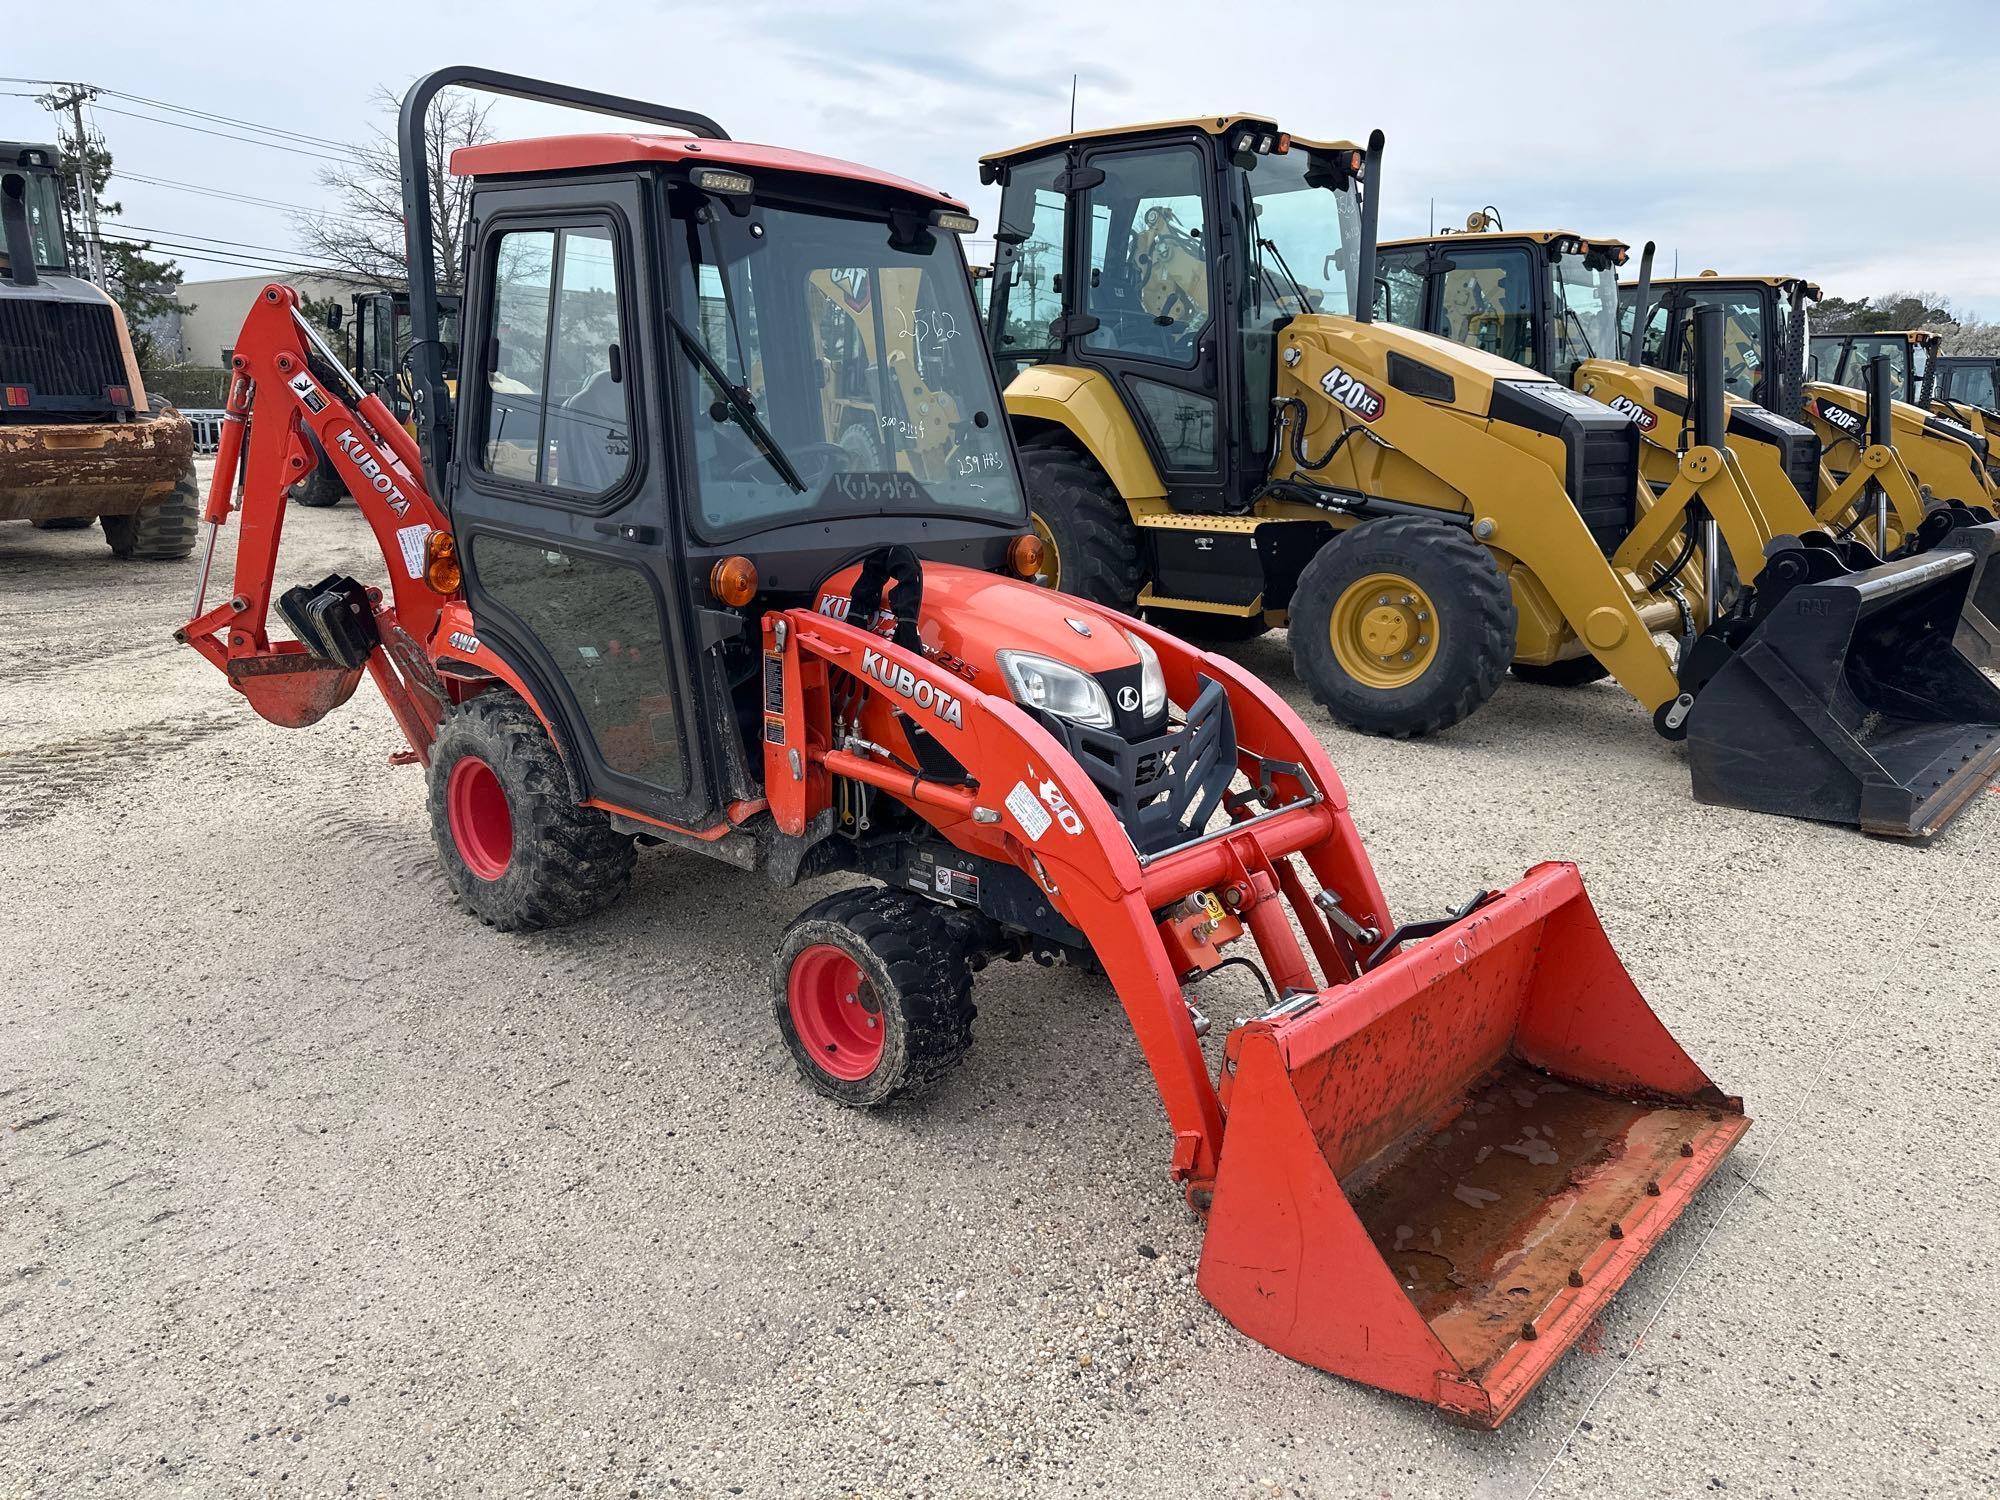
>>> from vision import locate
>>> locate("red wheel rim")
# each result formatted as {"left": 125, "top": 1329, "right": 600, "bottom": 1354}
{"left": 445, "top": 754, "right": 512, "bottom": 881}
{"left": 786, "top": 944, "right": 885, "bottom": 1081}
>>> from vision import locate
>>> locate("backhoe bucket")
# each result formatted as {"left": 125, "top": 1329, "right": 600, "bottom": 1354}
{"left": 1198, "top": 864, "right": 1747, "bottom": 1428}
{"left": 1687, "top": 547, "right": 2000, "bottom": 837}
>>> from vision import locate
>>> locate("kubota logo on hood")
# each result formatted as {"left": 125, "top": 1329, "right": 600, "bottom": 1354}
{"left": 334, "top": 428, "right": 412, "bottom": 516}
{"left": 861, "top": 648, "right": 964, "bottom": 729}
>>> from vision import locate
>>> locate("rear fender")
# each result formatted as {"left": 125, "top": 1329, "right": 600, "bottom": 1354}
{"left": 1004, "top": 363, "right": 1165, "bottom": 500}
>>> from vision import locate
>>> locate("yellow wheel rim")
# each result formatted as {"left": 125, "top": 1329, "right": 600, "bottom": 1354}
{"left": 1030, "top": 511, "right": 1061, "bottom": 591}
{"left": 1329, "top": 572, "right": 1440, "bottom": 689}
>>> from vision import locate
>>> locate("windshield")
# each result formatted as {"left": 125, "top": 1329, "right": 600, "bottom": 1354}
{"left": 1816, "top": 335, "right": 1909, "bottom": 396}
{"left": 1548, "top": 248, "right": 1621, "bottom": 381}
{"left": 670, "top": 194, "right": 1023, "bottom": 540}
{"left": 1245, "top": 149, "right": 1361, "bottom": 322}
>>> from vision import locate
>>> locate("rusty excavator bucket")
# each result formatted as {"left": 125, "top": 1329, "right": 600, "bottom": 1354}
{"left": 1197, "top": 864, "right": 1747, "bottom": 1429}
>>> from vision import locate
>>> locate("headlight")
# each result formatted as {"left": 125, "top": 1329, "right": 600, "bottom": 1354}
{"left": 1123, "top": 630, "right": 1167, "bottom": 718}
{"left": 996, "top": 650, "right": 1115, "bottom": 728}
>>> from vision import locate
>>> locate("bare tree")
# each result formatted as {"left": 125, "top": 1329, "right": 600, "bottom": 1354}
{"left": 294, "top": 87, "right": 494, "bottom": 294}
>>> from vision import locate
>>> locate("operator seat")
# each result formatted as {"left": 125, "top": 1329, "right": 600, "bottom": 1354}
{"left": 554, "top": 367, "right": 629, "bottom": 491}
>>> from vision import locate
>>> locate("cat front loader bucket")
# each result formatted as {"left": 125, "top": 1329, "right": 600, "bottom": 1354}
{"left": 1198, "top": 863, "right": 1747, "bottom": 1429}
{"left": 1684, "top": 537, "right": 2000, "bottom": 837}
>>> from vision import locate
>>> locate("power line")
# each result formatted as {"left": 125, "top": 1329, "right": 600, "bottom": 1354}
{"left": 0, "top": 75, "right": 360, "bottom": 158}
{"left": 114, "top": 171, "right": 366, "bottom": 222}
{"left": 89, "top": 104, "right": 354, "bottom": 163}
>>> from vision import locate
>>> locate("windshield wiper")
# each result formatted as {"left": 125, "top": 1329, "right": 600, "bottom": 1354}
{"left": 664, "top": 307, "right": 807, "bottom": 494}
{"left": 1258, "top": 237, "right": 1314, "bottom": 312}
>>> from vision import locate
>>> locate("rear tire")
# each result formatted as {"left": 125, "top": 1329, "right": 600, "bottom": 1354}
{"left": 1291, "top": 516, "right": 1515, "bottom": 737}
{"left": 1018, "top": 442, "right": 1143, "bottom": 610}
{"left": 427, "top": 690, "right": 637, "bottom": 932}
{"left": 101, "top": 457, "right": 200, "bottom": 560}
{"left": 31, "top": 516, "right": 94, "bottom": 531}
{"left": 290, "top": 431, "right": 347, "bottom": 507}
{"left": 772, "top": 885, "right": 976, "bottom": 1108}
{"left": 1511, "top": 656, "right": 1610, "bottom": 688}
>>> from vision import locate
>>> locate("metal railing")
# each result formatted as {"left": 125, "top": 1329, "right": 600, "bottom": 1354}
{"left": 180, "top": 409, "right": 227, "bottom": 454}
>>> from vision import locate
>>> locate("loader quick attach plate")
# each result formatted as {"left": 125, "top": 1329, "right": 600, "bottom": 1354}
{"left": 1687, "top": 545, "right": 2000, "bottom": 838}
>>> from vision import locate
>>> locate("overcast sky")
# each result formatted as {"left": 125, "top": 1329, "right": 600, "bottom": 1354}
{"left": 8, "top": 0, "right": 1998, "bottom": 313}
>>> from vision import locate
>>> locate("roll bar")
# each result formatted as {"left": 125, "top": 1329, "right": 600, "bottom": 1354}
{"left": 1626, "top": 241, "right": 1656, "bottom": 368}
{"left": 396, "top": 66, "right": 729, "bottom": 497}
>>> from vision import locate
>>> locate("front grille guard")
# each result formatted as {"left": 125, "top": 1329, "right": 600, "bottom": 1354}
{"left": 1037, "top": 674, "right": 1320, "bottom": 860}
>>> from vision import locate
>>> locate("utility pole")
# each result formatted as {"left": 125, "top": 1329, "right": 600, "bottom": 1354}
{"left": 35, "top": 82, "right": 105, "bottom": 285}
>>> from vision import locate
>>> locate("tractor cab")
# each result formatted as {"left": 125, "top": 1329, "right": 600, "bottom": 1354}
{"left": 395, "top": 80, "right": 1032, "bottom": 837}
{"left": 339, "top": 288, "right": 462, "bottom": 424}
{"left": 1375, "top": 226, "right": 1630, "bottom": 387}
{"left": 981, "top": 117, "right": 1367, "bottom": 514}
{"left": 1936, "top": 354, "right": 2000, "bottom": 415}
{"left": 1625, "top": 273, "right": 1818, "bottom": 417}
{"left": 1809, "top": 328, "right": 1941, "bottom": 406}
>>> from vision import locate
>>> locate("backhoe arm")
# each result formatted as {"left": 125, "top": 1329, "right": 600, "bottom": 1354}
{"left": 179, "top": 285, "right": 457, "bottom": 746}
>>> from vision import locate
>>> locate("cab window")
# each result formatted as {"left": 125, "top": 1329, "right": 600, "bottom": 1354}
{"left": 478, "top": 222, "right": 634, "bottom": 496}
{"left": 992, "top": 154, "right": 1065, "bottom": 383}
{"left": 1375, "top": 249, "right": 1427, "bottom": 330}
{"left": 1437, "top": 248, "right": 1533, "bottom": 368}
{"left": 1080, "top": 145, "right": 1210, "bottom": 365}
{"left": 1949, "top": 363, "right": 1998, "bottom": 408}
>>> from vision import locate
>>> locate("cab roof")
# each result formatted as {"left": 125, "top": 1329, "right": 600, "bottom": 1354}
{"left": 1381, "top": 229, "right": 1630, "bottom": 257}
{"left": 980, "top": 116, "right": 1359, "bottom": 167}
{"left": 2, "top": 142, "right": 62, "bottom": 170}
{"left": 451, "top": 134, "right": 964, "bottom": 209}
{"left": 1639, "top": 272, "right": 1824, "bottom": 300}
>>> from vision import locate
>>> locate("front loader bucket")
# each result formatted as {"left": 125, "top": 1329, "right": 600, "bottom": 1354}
{"left": 1198, "top": 864, "right": 1747, "bottom": 1429}
{"left": 1928, "top": 518, "right": 2000, "bottom": 668}
{"left": 1687, "top": 548, "right": 2000, "bottom": 837}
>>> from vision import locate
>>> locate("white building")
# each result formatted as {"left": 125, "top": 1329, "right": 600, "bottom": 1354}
{"left": 161, "top": 272, "right": 370, "bottom": 366}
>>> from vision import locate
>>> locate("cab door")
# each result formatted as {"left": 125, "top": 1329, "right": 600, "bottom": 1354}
{"left": 1066, "top": 137, "right": 1231, "bottom": 512}
{"left": 451, "top": 173, "right": 717, "bottom": 829}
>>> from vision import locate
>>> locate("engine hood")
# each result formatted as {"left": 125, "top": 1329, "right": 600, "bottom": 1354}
{"left": 812, "top": 560, "right": 1166, "bottom": 737}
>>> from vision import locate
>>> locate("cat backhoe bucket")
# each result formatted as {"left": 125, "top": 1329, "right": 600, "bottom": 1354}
{"left": 1684, "top": 537, "right": 2000, "bottom": 837}
{"left": 1199, "top": 863, "right": 1747, "bottom": 1429}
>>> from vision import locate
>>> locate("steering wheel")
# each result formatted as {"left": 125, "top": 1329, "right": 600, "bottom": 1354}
{"left": 725, "top": 441, "right": 856, "bottom": 485}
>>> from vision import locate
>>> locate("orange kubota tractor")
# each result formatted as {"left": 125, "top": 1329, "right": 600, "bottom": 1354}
{"left": 178, "top": 68, "right": 1748, "bottom": 1428}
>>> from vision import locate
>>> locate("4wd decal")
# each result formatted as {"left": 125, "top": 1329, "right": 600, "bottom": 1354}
{"left": 860, "top": 648, "right": 964, "bottom": 729}
{"left": 333, "top": 427, "right": 413, "bottom": 516}
{"left": 1814, "top": 400, "right": 1865, "bottom": 438}
{"left": 447, "top": 631, "right": 480, "bottom": 655}
{"left": 1318, "top": 365, "right": 1385, "bottom": 422}
{"left": 1607, "top": 394, "right": 1658, "bottom": 433}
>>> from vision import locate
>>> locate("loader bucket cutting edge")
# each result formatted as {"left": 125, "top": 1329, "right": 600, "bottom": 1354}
{"left": 1196, "top": 862, "right": 1748, "bottom": 1428}
{"left": 1688, "top": 547, "right": 2000, "bottom": 838}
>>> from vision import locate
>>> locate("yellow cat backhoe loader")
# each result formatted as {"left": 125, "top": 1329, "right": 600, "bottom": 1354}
{"left": 1933, "top": 354, "right": 2000, "bottom": 478}
{"left": 982, "top": 121, "right": 2000, "bottom": 836}
{"left": 1637, "top": 276, "right": 1998, "bottom": 534}
{"left": 1373, "top": 229, "right": 2000, "bottom": 669}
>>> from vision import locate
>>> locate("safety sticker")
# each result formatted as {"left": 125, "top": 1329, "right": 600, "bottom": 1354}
{"left": 396, "top": 523, "right": 432, "bottom": 580}
{"left": 286, "top": 371, "right": 327, "bottom": 414}
{"left": 1005, "top": 779, "right": 1052, "bottom": 841}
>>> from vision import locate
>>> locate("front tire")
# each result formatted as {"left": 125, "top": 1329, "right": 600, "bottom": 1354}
{"left": 1018, "top": 442, "right": 1143, "bottom": 609}
{"left": 1511, "top": 655, "right": 1610, "bottom": 688}
{"left": 427, "top": 691, "right": 636, "bottom": 931}
{"left": 1290, "top": 516, "right": 1515, "bottom": 737}
{"left": 772, "top": 886, "right": 976, "bottom": 1108}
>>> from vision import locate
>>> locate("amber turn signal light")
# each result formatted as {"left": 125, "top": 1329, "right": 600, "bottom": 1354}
{"left": 424, "top": 531, "right": 462, "bottom": 594}
{"left": 1008, "top": 533, "right": 1045, "bottom": 578}
{"left": 711, "top": 554, "right": 758, "bottom": 607}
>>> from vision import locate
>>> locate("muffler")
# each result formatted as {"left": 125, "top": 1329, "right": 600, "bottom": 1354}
{"left": 1683, "top": 536, "right": 2000, "bottom": 837}
{"left": 1197, "top": 863, "right": 1747, "bottom": 1428}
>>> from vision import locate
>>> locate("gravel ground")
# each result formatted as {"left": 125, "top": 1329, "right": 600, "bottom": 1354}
{"left": 3, "top": 478, "right": 1997, "bottom": 1499}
